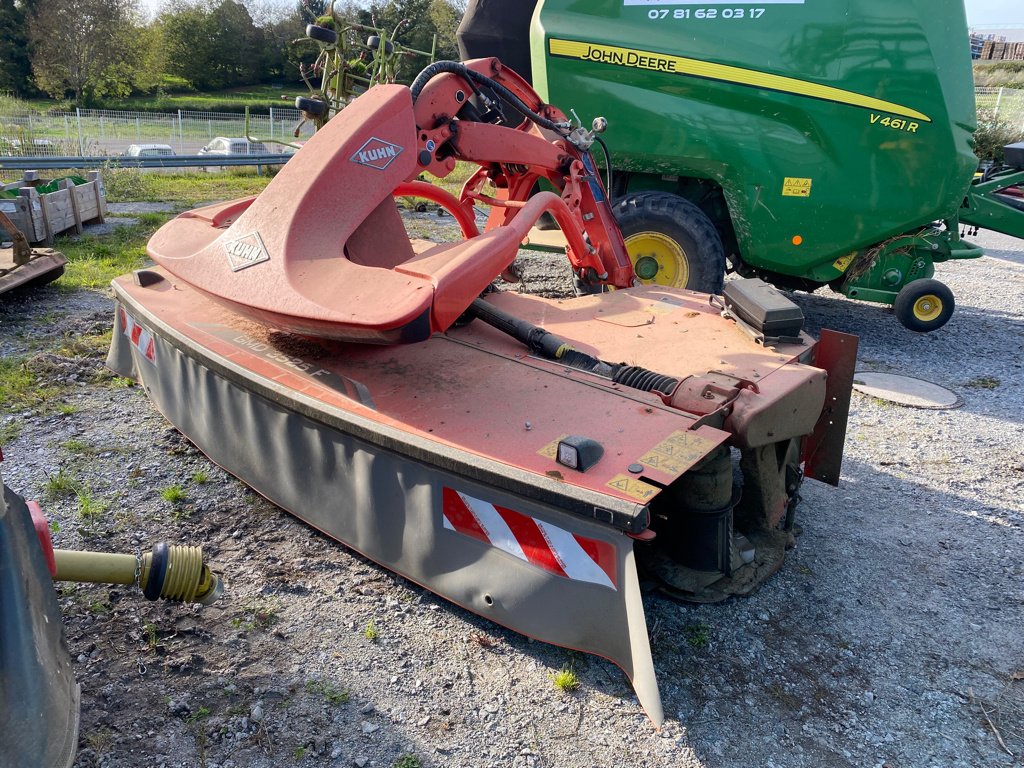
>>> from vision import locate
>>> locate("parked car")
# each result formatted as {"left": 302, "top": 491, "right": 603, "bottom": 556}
{"left": 124, "top": 144, "right": 175, "bottom": 157}
{"left": 198, "top": 137, "right": 268, "bottom": 157}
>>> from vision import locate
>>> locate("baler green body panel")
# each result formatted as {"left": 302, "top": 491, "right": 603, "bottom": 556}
{"left": 530, "top": 0, "right": 978, "bottom": 281}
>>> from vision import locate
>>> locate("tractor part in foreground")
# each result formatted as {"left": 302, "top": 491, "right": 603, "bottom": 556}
{"left": 0, "top": 479, "right": 79, "bottom": 768}
{"left": 109, "top": 62, "right": 857, "bottom": 725}
{"left": 0, "top": 208, "right": 67, "bottom": 296}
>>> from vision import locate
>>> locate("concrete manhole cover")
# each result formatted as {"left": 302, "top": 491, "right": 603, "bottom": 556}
{"left": 852, "top": 371, "right": 963, "bottom": 409}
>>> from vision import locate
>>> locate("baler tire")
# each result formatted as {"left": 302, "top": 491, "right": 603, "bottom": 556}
{"left": 893, "top": 278, "right": 954, "bottom": 332}
{"left": 614, "top": 192, "right": 726, "bottom": 293}
{"left": 306, "top": 24, "right": 338, "bottom": 45}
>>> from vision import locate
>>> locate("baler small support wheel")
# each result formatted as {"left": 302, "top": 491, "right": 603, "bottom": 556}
{"left": 893, "top": 278, "right": 955, "bottom": 332}
{"left": 614, "top": 191, "right": 725, "bottom": 293}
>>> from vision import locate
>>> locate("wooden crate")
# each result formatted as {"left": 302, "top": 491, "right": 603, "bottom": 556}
{"left": 0, "top": 171, "right": 107, "bottom": 245}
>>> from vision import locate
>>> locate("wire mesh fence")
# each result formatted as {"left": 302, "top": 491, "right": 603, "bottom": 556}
{"left": 975, "top": 86, "right": 1024, "bottom": 131}
{"left": 0, "top": 106, "right": 315, "bottom": 158}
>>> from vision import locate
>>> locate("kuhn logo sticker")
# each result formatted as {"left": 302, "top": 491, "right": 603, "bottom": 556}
{"left": 224, "top": 232, "right": 269, "bottom": 272}
{"left": 351, "top": 137, "right": 403, "bottom": 170}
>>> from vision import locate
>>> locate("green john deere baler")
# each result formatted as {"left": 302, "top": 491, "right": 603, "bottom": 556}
{"left": 459, "top": 0, "right": 1017, "bottom": 332}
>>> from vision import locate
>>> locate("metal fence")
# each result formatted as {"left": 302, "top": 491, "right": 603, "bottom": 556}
{"left": 975, "top": 86, "right": 1024, "bottom": 130}
{"left": 0, "top": 106, "right": 315, "bottom": 158}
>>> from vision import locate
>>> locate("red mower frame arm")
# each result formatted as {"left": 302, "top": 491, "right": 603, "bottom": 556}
{"left": 408, "top": 58, "right": 635, "bottom": 289}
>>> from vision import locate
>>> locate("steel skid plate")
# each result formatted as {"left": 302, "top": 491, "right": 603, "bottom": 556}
{"left": 108, "top": 271, "right": 824, "bottom": 724}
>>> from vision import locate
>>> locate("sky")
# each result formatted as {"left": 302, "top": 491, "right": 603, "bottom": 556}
{"left": 965, "top": 0, "right": 1024, "bottom": 26}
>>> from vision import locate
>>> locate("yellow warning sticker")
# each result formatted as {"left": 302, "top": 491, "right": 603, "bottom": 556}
{"left": 782, "top": 177, "right": 813, "bottom": 198}
{"left": 639, "top": 430, "right": 716, "bottom": 476}
{"left": 832, "top": 252, "right": 856, "bottom": 273}
{"left": 606, "top": 474, "right": 660, "bottom": 502}
{"left": 538, "top": 436, "right": 568, "bottom": 460}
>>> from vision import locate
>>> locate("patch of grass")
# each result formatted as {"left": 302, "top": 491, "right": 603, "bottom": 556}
{"left": 98, "top": 169, "right": 272, "bottom": 207}
{"left": 107, "top": 376, "right": 135, "bottom": 389}
{"left": 550, "top": 668, "right": 581, "bottom": 692}
{"left": 191, "top": 470, "right": 210, "bottom": 485}
{"left": 57, "top": 403, "right": 78, "bottom": 416}
{"left": 76, "top": 486, "right": 107, "bottom": 520}
{"left": 684, "top": 621, "right": 711, "bottom": 649}
{"left": 186, "top": 706, "right": 211, "bottom": 724}
{"left": 62, "top": 438, "right": 94, "bottom": 455}
{"left": 137, "top": 211, "right": 172, "bottom": 227}
{"left": 56, "top": 224, "right": 152, "bottom": 291}
{"left": 44, "top": 468, "right": 78, "bottom": 498}
{"left": 144, "top": 622, "right": 158, "bottom": 652}
{"left": 88, "top": 599, "right": 111, "bottom": 614}
{"left": 231, "top": 597, "right": 281, "bottom": 632}
{"left": 54, "top": 331, "right": 113, "bottom": 358}
{"left": 0, "top": 420, "right": 21, "bottom": 444}
{"left": 160, "top": 484, "right": 186, "bottom": 504}
{"left": 363, "top": 619, "right": 379, "bottom": 642}
{"left": 84, "top": 728, "right": 114, "bottom": 753}
{"left": 305, "top": 679, "right": 349, "bottom": 705}
{"left": 294, "top": 746, "right": 308, "bottom": 760}
{"left": 393, "top": 756, "right": 422, "bottom": 768}
{"left": 965, "top": 376, "right": 1000, "bottom": 390}
{"left": 0, "top": 356, "right": 58, "bottom": 413}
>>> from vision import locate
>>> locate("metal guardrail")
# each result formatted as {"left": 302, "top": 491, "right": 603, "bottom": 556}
{"left": 0, "top": 154, "right": 294, "bottom": 170}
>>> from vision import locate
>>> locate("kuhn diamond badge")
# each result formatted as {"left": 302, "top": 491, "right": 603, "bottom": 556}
{"left": 224, "top": 232, "right": 270, "bottom": 272}
{"left": 350, "top": 137, "right": 404, "bottom": 170}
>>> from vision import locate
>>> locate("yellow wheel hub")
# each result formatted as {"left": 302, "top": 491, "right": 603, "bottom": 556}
{"left": 624, "top": 231, "right": 689, "bottom": 287}
{"left": 913, "top": 294, "right": 943, "bottom": 322}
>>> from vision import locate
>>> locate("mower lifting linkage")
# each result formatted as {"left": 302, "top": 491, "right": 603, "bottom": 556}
{"left": 408, "top": 58, "right": 635, "bottom": 290}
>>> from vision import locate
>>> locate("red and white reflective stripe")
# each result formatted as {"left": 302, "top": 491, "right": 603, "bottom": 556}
{"left": 120, "top": 308, "right": 156, "bottom": 363}
{"left": 442, "top": 487, "right": 618, "bottom": 590}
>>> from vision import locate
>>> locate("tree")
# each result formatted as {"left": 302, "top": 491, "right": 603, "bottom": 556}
{"left": 28, "top": 0, "right": 142, "bottom": 104}
{"left": 160, "top": 0, "right": 272, "bottom": 90}
{"left": 0, "top": 0, "right": 36, "bottom": 96}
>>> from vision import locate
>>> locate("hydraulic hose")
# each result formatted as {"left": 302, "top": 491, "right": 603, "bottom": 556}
{"left": 410, "top": 61, "right": 568, "bottom": 135}
{"left": 467, "top": 299, "right": 679, "bottom": 396}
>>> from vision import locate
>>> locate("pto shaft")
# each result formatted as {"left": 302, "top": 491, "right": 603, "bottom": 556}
{"left": 53, "top": 544, "right": 223, "bottom": 606}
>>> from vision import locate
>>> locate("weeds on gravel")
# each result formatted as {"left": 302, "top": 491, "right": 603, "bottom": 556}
{"left": 57, "top": 403, "right": 78, "bottom": 416}
{"left": 160, "top": 484, "right": 186, "bottom": 504}
{"left": 53, "top": 331, "right": 112, "bottom": 358}
{"left": 144, "top": 622, "right": 159, "bottom": 652}
{"left": 550, "top": 668, "right": 581, "bottom": 692}
{"left": 186, "top": 706, "right": 212, "bottom": 724}
{"left": 84, "top": 728, "right": 114, "bottom": 754}
{"left": 62, "top": 438, "right": 94, "bottom": 455}
{"left": 393, "top": 756, "right": 422, "bottom": 768}
{"left": 965, "top": 376, "right": 1001, "bottom": 390}
{"left": 44, "top": 468, "right": 78, "bottom": 498}
{"left": 231, "top": 597, "right": 281, "bottom": 631}
{"left": 364, "top": 619, "right": 380, "bottom": 642}
{"left": 684, "top": 621, "right": 711, "bottom": 649}
{"left": 304, "top": 679, "right": 350, "bottom": 705}
{"left": 0, "top": 420, "right": 21, "bottom": 444}
{"left": 76, "top": 486, "right": 108, "bottom": 520}
{"left": 191, "top": 470, "right": 210, "bottom": 484}
{"left": 0, "top": 356, "right": 57, "bottom": 412}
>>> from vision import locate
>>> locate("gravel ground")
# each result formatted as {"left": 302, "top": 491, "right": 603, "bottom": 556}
{"left": 1, "top": 217, "right": 1022, "bottom": 768}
